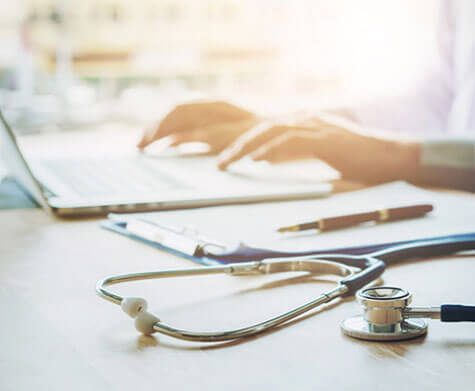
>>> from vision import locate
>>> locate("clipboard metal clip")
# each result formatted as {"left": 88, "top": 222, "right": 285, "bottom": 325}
{"left": 125, "top": 218, "right": 227, "bottom": 257}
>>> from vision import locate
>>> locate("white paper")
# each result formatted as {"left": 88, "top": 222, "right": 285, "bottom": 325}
{"left": 111, "top": 182, "right": 475, "bottom": 253}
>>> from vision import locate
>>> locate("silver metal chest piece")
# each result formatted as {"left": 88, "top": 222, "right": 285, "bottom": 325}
{"left": 340, "top": 286, "right": 428, "bottom": 341}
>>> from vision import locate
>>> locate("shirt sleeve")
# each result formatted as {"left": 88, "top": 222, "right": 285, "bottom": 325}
{"left": 416, "top": 137, "right": 475, "bottom": 192}
{"left": 421, "top": 138, "right": 475, "bottom": 168}
{"left": 445, "top": 0, "right": 475, "bottom": 135}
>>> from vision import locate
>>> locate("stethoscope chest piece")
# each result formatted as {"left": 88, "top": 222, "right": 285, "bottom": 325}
{"left": 340, "top": 287, "right": 428, "bottom": 341}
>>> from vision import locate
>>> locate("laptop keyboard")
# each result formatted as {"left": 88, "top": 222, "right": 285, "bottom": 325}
{"left": 38, "top": 158, "right": 186, "bottom": 197}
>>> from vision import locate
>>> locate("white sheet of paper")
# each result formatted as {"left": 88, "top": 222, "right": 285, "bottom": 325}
{"left": 111, "top": 182, "right": 475, "bottom": 253}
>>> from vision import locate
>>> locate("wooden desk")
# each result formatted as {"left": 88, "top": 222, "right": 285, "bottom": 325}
{"left": 1, "top": 206, "right": 474, "bottom": 391}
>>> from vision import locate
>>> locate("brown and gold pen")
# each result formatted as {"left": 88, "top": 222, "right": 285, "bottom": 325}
{"left": 277, "top": 204, "right": 434, "bottom": 233}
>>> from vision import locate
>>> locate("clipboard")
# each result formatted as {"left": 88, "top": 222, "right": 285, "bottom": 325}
{"left": 101, "top": 182, "right": 475, "bottom": 265}
{"left": 102, "top": 215, "right": 224, "bottom": 265}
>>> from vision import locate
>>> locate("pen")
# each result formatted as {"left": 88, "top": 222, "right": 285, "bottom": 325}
{"left": 277, "top": 204, "right": 434, "bottom": 233}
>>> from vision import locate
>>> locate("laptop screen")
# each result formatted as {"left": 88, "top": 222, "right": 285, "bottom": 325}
{"left": 0, "top": 110, "right": 51, "bottom": 212}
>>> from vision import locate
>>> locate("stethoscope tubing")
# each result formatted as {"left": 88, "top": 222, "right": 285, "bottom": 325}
{"left": 211, "top": 232, "right": 475, "bottom": 263}
{"left": 97, "top": 258, "right": 355, "bottom": 342}
{"left": 97, "top": 235, "right": 475, "bottom": 342}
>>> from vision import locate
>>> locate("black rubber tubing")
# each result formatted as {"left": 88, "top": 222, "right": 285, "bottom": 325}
{"left": 441, "top": 305, "right": 475, "bottom": 322}
{"left": 371, "top": 237, "right": 475, "bottom": 265}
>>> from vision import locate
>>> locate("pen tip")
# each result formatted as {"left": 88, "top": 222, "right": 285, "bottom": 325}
{"left": 277, "top": 226, "right": 299, "bottom": 233}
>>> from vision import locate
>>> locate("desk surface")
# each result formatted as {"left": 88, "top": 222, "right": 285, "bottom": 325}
{"left": 1, "top": 204, "right": 475, "bottom": 391}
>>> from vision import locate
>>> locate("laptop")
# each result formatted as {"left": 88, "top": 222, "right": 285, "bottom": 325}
{"left": 0, "top": 109, "right": 332, "bottom": 217}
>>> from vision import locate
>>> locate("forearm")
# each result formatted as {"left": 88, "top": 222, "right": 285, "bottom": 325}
{"left": 308, "top": 114, "right": 475, "bottom": 191}
{"left": 322, "top": 112, "right": 475, "bottom": 190}
{"left": 356, "top": 137, "right": 475, "bottom": 191}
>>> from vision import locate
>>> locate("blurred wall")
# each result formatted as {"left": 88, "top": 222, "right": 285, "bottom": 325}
{"left": 0, "top": 1, "right": 440, "bottom": 101}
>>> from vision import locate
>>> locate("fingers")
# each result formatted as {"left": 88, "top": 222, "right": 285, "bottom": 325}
{"left": 137, "top": 107, "right": 189, "bottom": 149}
{"left": 137, "top": 126, "right": 160, "bottom": 149}
{"left": 250, "top": 131, "right": 323, "bottom": 163}
{"left": 168, "top": 128, "right": 210, "bottom": 146}
{"left": 138, "top": 101, "right": 255, "bottom": 150}
{"left": 166, "top": 126, "right": 230, "bottom": 153}
{"left": 218, "top": 123, "right": 317, "bottom": 170}
{"left": 217, "top": 122, "right": 288, "bottom": 169}
{"left": 166, "top": 118, "right": 260, "bottom": 153}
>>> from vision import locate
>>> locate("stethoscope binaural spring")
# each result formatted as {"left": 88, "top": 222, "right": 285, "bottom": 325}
{"left": 96, "top": 236, "right": 475, "bottom": 343}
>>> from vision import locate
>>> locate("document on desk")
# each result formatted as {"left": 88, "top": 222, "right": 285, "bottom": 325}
{"left": 102, "top": 182, "right": 475, "bottom": 264}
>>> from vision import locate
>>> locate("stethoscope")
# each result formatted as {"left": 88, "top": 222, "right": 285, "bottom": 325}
{"left": 97, "top": 235, "right": 475, "bottom": 342}
{"left": 341, "top": 286, "right": 475, "bottom": 341}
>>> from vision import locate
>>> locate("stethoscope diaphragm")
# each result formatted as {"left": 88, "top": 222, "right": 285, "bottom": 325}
{"left": 340, "top": 286, "right": 429, "bottom": 341}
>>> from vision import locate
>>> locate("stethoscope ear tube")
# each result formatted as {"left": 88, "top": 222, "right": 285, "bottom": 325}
{"left": 340, "top": 259, "right": 386, "bottom": 296}
{"left": 441, "top": 305, "right": 475, "bottom": 322}
{"left": 370, "top": 236, "right": 475, "bottom": 265}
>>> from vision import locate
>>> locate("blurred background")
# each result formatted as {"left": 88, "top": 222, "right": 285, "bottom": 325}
{"left": 0, "top": 0, "right": 439, "bottom": 135}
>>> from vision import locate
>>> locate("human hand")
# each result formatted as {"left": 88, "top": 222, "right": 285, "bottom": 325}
{"left": 217, "top": 117, "right": 320, "bottom": 169}
{"left": 218, "top": 116, "right": 421, "bottom": 183}
{"left": 137, "top": 101, "right": 258, "bottom": 153}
